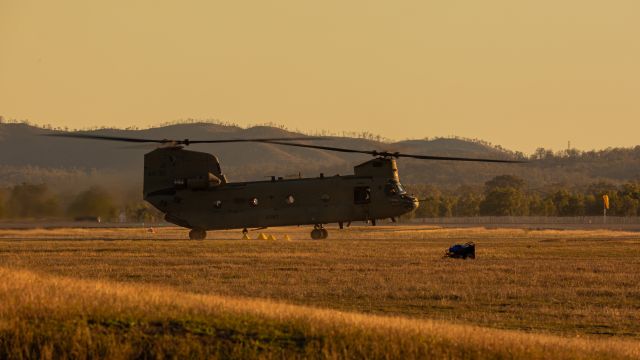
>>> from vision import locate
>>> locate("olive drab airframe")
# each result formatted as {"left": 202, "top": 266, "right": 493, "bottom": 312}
{"left": 144, "top": 147, "right": 418, "bottom": 239}
{"left": 47, "top": 133, "right": 523, "bottom": 240}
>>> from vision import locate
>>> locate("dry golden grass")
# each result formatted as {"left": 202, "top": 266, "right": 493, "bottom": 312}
{"left": 0, "top": 225, "right": 639, "bottom": 358}
{"left": 1, "top": 266, "right": 639, "bottom": 359}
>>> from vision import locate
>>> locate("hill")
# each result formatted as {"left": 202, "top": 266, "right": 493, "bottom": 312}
{"left": 1, "top": 122, "right": 639, "bottom": 191}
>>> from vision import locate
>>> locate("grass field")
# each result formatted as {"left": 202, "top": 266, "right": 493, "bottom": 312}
{"left": 1, "top": 225, "right": 639, "bottom": 358}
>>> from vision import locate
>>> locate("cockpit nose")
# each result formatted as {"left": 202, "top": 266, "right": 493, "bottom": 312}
{"left": 402, "top": 194, "right": 419, "bottom": 211}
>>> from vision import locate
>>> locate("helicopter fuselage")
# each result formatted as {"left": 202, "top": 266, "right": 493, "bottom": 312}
{"left": 142, "top": 148, "right": 419, "bottom": 232}
{"left": 148, "top": 174, "right": 418, "bottom": 230}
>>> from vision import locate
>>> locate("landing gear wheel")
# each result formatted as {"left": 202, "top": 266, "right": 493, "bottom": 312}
{"left": 310, "top": 225, "right": 328, "bottom": 240}
{"left": 189, "top": 229, "right": 206, "bottom": 240}
{"left": 311, "top": 229, "right": 322, "bottom": 240}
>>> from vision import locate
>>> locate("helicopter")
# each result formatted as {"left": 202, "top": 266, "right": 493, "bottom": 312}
{"left": 50, "top": 133, "right": 523, "bottom": 239}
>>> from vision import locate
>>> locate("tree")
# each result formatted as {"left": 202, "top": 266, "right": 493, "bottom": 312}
{"left": 0, "top": 190, "right": 5, "bottom": 218}
{"left": 484, "top": 175, "right": 525, "bottom": 193}
{"left": 584, "top": 182, "right": 617, "bottom": 215}
{"left": 528, "top": 194, "right": 556, "bottom": 216}
{"left": 438, "top": 195, "right": 456, "bottom": 217}
{"left": 480, "top": 187, "right": 528, "bottom": 216}
{"left": 125, "top": 201, "right": 163, "bottom": 223}
{"left": 453, "top": 187, "right": 482, "bottom": 216}
{"left": 541, "top": 198, "right": 557, "bottom": 216}
{"left": 409, "top": 185, "right": 441, "bottom": 218}
{"left": 531, "top": 147, "right": 555, "bottom": 160}
{"left": 618, "top": 195, "right": 640, "bottom": 216}
{"left": 6, "top": 183, "right": 60, "bottom": 218}
{"left": 566, "top": 193, "right": 586, "bottom": 216}
{"left": 618, "top": 182, "right": 640, "bottom": 216}
{"left": 584, "top": 194, "right": 600, "bottom": 216}
{"left": 551, "top": 190, "right": 585, "bottom": 216}
{"left": 415, "top": 194, "right": 441, "bottom": 218}
{"left": 479, "top": 175, "right": 528, "bottom": 216}
{"left": 67, "top": 187, "right": 117, "bottom": 220}
{"left": 533, "top": 148, "right": 547, "bottom": 160}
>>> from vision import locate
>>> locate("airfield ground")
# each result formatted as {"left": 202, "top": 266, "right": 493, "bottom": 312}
{"left": 0, "top": 225, "right": 639, "bottom": 359}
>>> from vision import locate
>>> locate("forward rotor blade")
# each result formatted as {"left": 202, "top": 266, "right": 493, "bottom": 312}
{"left": 258, "top": 140, "right": 525, "bottom": 163}
{"left": 393, "top": 153, "right": 525, "bottom": 163}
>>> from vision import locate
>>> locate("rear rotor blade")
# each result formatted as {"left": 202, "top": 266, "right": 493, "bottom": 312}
{"left": 46, "top": 133, "right": 169, "bottom": 143}
{"left": 257, "top": 140, "right": 525, "bottom": 163}
{"left": 45, "top": 133, "right": 322, "bottom": 145}
{"left": 187, "top": 137, "right": 321, "bottom": 144}
{"left": 256, "top": 141, "right": 368, "bottom": 155}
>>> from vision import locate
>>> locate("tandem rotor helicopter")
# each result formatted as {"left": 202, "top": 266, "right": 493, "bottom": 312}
{"left": 50, "top": 133, "right": 522, "bottom": 239}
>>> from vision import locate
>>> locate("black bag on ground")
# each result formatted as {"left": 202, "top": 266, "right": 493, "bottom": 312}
{"left": 445, "top": 242, "right": 475, "bottom": 259}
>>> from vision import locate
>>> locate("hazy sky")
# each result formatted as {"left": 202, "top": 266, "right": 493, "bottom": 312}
{"left": 1, "top": 1, "right": 639, "bottom": 153}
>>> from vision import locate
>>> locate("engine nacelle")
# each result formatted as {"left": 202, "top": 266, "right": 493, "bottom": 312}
{"left": 186, "top": 172, "right": 222, "bottom": 190}
{"left": 353, "top": 158, "right": 399, "bottom": 181}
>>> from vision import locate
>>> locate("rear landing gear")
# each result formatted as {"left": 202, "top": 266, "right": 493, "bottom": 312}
{"left": 310, "top": 225, "right": 328, "bottom": 240}
{"left": 189, "top": 229, "right": 206, "bottom": 240}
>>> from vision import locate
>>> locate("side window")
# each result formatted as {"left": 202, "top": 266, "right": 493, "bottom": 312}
{"left": 354, "top": 186, "right": 371, "bottom": 204}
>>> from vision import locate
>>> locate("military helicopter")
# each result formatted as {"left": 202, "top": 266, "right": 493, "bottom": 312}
{"left": 50, "top": 133, "right": 522, "bottom": 239}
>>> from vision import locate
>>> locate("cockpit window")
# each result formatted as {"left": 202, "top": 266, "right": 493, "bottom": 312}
{"left": 384, "top": 183, "right": 397, "bottom": 196}
{"left": 385, "top": 181, "right": 406, "bottom": 196}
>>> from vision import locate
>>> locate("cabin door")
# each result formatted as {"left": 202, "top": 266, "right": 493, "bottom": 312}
{"left": 353, "top": 186, "right": 371, "bottom": 220}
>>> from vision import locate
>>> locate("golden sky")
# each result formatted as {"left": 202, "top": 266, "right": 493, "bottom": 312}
{"left": 1, "top": 0, "right": 639, "bottom": 153}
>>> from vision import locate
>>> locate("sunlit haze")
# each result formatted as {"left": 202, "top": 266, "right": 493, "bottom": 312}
{"left": 1, "top": 0, "right": 639, "bottom": 153}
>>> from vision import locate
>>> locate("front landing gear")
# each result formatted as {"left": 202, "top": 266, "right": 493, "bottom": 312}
{"left": 310, "top": 225, "right": 328, "bottom": 240}
{"left": 189, "top": 229, "right": 206, "bottom": 240}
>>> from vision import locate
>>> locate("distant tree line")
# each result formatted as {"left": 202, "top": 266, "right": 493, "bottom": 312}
{"left": 1, "top": 176, "right": 639, "bottom": 222}
{"left": 406, "top": 175, "right": 640, "bottom": 218}
{"left": 0, "top": 183, "right": 162, "bottom": 222}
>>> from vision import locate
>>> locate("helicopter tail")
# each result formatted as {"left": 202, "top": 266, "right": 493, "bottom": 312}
{"left": 143, "top": 147, "right": 227, "bottom": 198}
